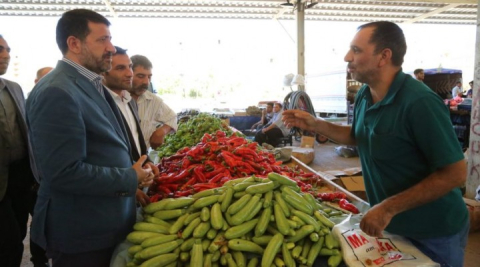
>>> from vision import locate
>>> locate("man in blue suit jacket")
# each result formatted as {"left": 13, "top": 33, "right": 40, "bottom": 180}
{"left": 26, "top": 9, "right": 153, "bottom": 267}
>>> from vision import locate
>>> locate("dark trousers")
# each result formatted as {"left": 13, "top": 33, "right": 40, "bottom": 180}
{"left": 28, "top": 188, "right": 49, "bottom": 266}
{"left": 0, "top": 158, "right": 35, "bottom": 267}
{"left": 47, "top": 246, "right": 115, "bottom": 267}
{"left": 254, "top": 127, "right": 284, "bottom": 147}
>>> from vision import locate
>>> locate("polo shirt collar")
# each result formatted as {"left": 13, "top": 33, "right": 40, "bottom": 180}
{"left": 361, "top": 69, "right": 406, "bottom": 109}
{"left": 381, "top": 69, "right": 406, "bottom": 106}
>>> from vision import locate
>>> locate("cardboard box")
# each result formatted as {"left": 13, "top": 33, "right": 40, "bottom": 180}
{"left": 325, "top": 167, "right": 362, "bottom": 177}
{"left": 292, "top": 147, "right": 314, "bottom": 165}
{"left": 291, "top": 136, "right": 316, "bottom": 164}
{"left": 234, "top": 111, "right": 247, "bottom": 116}
{"left": 464, "top": 197, "right": 480, "bottom": 232}
{"left": 339, "top": 176, "right": 367, "bottom": 201}
{"left": 300, "top": 136, "right": 315, "bottom": 148}
{"left": 221, "top": 118, "right": 230, "bottom": 126}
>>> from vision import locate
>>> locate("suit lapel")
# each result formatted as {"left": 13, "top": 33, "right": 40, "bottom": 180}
{"left": 58, "top": 61, "right": 130, "bottom": 148}
{"left": 5, "top": 81, "right": 28, "bottom": 142}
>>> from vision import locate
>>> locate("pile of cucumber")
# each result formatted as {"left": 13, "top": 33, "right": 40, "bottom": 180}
{"left": 126, "top": 173, "right": 344, "bottom": 267}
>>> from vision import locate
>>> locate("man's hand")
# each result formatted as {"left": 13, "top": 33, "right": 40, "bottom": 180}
{"left": 282, "top": 110, "right": 317, "bottom": 132}
{"left": 136, "top": 189, "right": 150, "bottom": 207}
{"left": 133, "top": 155, "right": 153, "bottom": 186}
{"left": 150, "top": 125, "right": 172, "bottom": 149}
{"left": 144, "top": 161, "right": 160, "bottom": 178}
{"left": 359, "top": 202, "right": 394, "bottom": 238}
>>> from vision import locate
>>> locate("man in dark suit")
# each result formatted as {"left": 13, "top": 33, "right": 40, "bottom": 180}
{"left": 26, "top": 9, "right": 154, "bottom": 267}
{"left": 103, "top": 46, "right": 157, "bottom": 207}
{"left": 0, "top": 34, "right": 39, "bottom": 267}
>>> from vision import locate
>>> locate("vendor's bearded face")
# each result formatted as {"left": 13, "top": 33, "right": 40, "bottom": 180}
{"left": 130, "top": 65, "right": 152, "bottom": 96}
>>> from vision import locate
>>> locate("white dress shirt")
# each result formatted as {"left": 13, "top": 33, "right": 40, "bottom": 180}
{"left": 136, "top": 90, "right": 177, "bottom": 149}
{"left": 106, "top": 88, "right": 142, "bottom": 155}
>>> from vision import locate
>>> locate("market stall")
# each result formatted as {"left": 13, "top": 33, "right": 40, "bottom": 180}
{"left": 108, "top": 113, "right": 440, "bottom": 267}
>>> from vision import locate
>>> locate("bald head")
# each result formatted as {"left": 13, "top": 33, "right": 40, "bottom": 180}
{"left": 35, "top": 67, "right": 53, "bottom": 83}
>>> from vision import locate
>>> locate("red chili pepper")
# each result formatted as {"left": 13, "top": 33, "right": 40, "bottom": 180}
{"left": 177, "top": 147, "right": 191, "bottom": 154}
{"left": 162, "top": 169, "right": 190, "bottom": 183}
{"left": 317, "top": 192, "right": 336, "bottom": 202}
{"left": 174, "top": 189, "right": 194, "bottom": 197}
{"left": 157, "top": 186, "right": 172, "bottom": 195}
{"left": 300, "top": 173, "right": 316, "bottom": 178}
{"left": 149, "top": 194, "right": 161, "bottom": 203}
{"left": 180, "top": 176, "right": 197, "bottom": 190}
{"left": 244, "top": 160, "right": 264, "bottom": 171}
{"left": 334, "top": 192, "right": 347, "bottom": 200}
{"left": 164, "top": 184, "right": 180, "bottom": 191}
{"left": 163, "top": 153, "right": 186, "bottom": 162}
{"left": 220, "top": 151, "right": 238, "bottom": 167}
{"left": 193, "top": 183, "right": 218, "bottom": 191}
{"left": 215, "top": 131, "right": 226, "bottom": 138}
{"left": 339, "top": 199, "right": 359, "bottom": 214}
{"left": 201, "top": 133, "right": 213, "bottom": 143}
{"left": 209, "top": 172, "right": 226, "bottom": 183}
{"left": 157, "top": 172, "right": 175, "bottom": 181}
{"left": 236, "top": 161, "right": 256, "bottom": 173}
{"left": 204, "top": 167, "right": 225, "bottom": 179}
{"left": 181, "top": 158, "right": 192, "bottom": 169}
{"left": 193, "top": 166, "right": 207, "bottom": 183}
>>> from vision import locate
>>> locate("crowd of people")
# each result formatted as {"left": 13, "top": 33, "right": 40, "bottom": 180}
{"left": 0, "top": 8, "right": 470, "bottom": 267}
{"left": 414, "top": 68, "right": 474, "bottom": 101}
{"left": 1, "top": 9, "right": 176, "bottom": 267}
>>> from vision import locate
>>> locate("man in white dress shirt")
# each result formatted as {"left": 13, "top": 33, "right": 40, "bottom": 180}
{"left": 452, "top": 81, "right": 463, "bottom": 98}
{"left": 128, "top": 55, "right": 177, "bottom": 150}
{"left": 103, "top": 46, "right": 157, "bottom": 207}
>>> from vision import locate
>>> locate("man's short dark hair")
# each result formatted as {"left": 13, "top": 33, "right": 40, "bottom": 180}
{"left": 470, "top": 81, "right": 473, "bottom": 85}
{"left": 56, "top": 9, "right": 111, "bottom": 55}
{"left": 114, "top": 46, "right": 128, "bottom": 55}
{"left": 131, "top": 55, "right": 153, "bottom": 70}
{"left": 414, "top": 69, "right": 424, "bottom": 75}
{"left": 267, "top": 102, "right": 274, "bottom": 108}
{"left": 358, "top": 21, "right": 406, "bottom": 67}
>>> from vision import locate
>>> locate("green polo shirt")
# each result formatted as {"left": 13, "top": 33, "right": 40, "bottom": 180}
{"left": 352, "top": 70, "right": 468, "bottom": 239}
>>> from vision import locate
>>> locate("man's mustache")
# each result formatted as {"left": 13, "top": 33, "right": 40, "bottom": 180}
{"left": 103, "top": 52, "right": 113, "bottom": 59}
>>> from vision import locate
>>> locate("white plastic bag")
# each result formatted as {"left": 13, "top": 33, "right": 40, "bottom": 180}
{"left": 110, "top": 207, "right": 145, "bottom": 267}
{"left": 332, "top": 215, "right": 439, "bottom": 267}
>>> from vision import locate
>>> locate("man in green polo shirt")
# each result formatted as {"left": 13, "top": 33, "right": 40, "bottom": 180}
{"left": 282, "top": 21, "right": 468, "bottom": 267}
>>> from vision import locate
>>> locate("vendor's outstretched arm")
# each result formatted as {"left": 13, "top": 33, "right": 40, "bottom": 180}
{"left": 360, "top": 159, "right": 466, "bottom": 237}
{"left": 282, "top": 109, "right": 356, "bottom": 145}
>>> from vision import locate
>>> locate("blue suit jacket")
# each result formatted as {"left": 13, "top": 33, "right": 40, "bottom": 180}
{"left": 26, "top": 60, "right": 138, "bottom": 253}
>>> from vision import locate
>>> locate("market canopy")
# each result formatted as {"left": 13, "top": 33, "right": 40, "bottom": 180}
{"left": 0, "top": 0, "right": 477, "bottom": 25}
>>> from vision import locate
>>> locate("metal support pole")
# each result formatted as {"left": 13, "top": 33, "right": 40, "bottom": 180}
{"left": 295, "top": 1, "right": 305, "bottom": 91}
{"left": 465, "top": 0, "right": 480, "bottom": 198}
